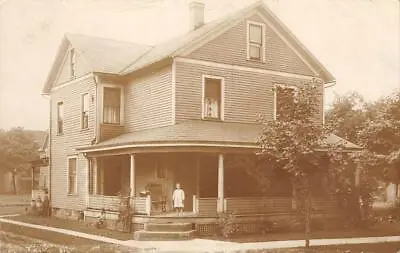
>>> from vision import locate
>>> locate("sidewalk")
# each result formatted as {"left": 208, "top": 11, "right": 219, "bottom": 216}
{"left": 1, "top": 215, "right": 399, "bottom": 253}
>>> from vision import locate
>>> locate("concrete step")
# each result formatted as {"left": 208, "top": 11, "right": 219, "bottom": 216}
{"left": 145, "top": 223, "right": 193, "bottom": 232}
{"left": 134, "top": 230, "right": 196, "bottom": 241}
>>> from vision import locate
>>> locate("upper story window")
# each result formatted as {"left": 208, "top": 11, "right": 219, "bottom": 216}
{"left": 274, "top": 84, "right": 297, "bottom": 121}
{"left": 81, "top": 93, "right": 89, "bottom": 129}
{"left": 103, "top": 87, "right": 121, "bottom": 124}
{"left": 247, "top": 21, "right": 265, "bottom": 62}
{"left": 57, "top": 102, "right": 64, "bottom": 135}
{"left": 202, "top": 75, "right": 224, "bottom": 120}
{"left": 68, "top": 157, "right": 77, "bottom": 195}
{"left": 70, "top": 48, "right": 76, "bottom": 79}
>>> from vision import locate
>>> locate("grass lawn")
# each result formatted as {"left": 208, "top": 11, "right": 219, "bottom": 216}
{"left": 0, "top": 231, "right": 139, "bottom": 253}
{"left": 6, "top": 214, "right": 133, "bottom": 241}
{"left": 247, "top": 243, "right": 400, "bottom": 253}
{"left": 203, "top": 222, "right": 400, "bottom": 243}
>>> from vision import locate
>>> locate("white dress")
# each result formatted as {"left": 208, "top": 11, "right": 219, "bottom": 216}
{"left": 172, "top": 189, "right": 185, "bottom": 208}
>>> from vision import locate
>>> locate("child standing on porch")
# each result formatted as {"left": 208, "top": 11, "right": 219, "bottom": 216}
{"left": 172, "top": 183, "right": 185, "bottom": 216}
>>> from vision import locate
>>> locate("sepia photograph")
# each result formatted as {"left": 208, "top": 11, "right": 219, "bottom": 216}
{"left": 0, "top": 0, "right": 399, "bottom": 252}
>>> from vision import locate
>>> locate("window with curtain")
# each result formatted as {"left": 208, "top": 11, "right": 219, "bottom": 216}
{"left": 82, "top": 93, "right": 89, "bottom": 129}
{"left": 103, "top": 87, "right": 121, "bottom": 124}
{"left": 68, "top": 157, "right": 77, "bottom": 194}
{"left": 248, "top": 23, "right": 264, "bottom": 61}
{"left": 203, "top": 78, "right": 222, "bottom": 119}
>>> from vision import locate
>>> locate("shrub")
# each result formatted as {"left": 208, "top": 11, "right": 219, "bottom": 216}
{"left": 217, "top": 212, "right": 239, "bottom": 239}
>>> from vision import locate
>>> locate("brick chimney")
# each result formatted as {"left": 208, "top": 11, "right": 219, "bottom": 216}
{"left": 189, "top": 1, "right": 205, "bottom": 30}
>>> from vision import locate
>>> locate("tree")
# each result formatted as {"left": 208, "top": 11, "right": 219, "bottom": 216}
{"left": 326, "top": 90, "right": 400, "bottom": 201}
{"left": 359, "top": 90, "right": 400, "bottom": 200}
{"left": 257, "top": 79, "right": 350, "bottom": 247}
{"left": 0, "top": 127, "right": 40, "bottom": 194}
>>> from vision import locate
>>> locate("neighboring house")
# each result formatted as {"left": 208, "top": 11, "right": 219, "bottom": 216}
{"left": 42, "top": 1, "right": 359, "bottom": 236}
{"left": 0, "top": 130, "right": 47, "bottom": 194}
{"left": 31, "top": 132, "right": 50, "bottom": 200}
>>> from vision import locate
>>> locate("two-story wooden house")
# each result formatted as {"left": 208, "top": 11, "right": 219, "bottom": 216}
{"left": 42, "top": 0, "right": 359, "bottom": 237}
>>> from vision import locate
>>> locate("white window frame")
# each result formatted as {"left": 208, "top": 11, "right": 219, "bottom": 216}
{"left": 81, "top": 93, "right": 89, "bottom": 129}
{"left": 201, "top": 74, "right": 225, "bottom": 121}
{"left": 273, "top": 83, "right": 298, "bottom": 121}
{"left": 67, "top": 156, "right": 78, "bottom": 195}
{"left": 100, "top": 84, "right": 124, "bottom": 125}
{"left": 70, "top": 48, "right": 77, "bottom": 79}
{"left": 246, "top": 20, "right": 266, "bottom": 62}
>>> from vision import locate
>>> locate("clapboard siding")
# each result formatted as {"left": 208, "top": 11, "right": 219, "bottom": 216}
{"left": 175, "top": 61, "right": 323, "bottom": 124}
{"left": 54, "top": 44, "right": 92, "bottom": 87}
{"left": 225, "top": 197, "right": 292, "bottom": 214}
{"left": 124, "top": 66, "right": 172, "bottom": 132}
{"left": 99, "top": 124, "right": 124, "bottom": 142}
{"left": 50, "top": 76, "right": 96, "bottom": 210}
{"left": 188, "top": 13, "right": 314, "bottom": 77}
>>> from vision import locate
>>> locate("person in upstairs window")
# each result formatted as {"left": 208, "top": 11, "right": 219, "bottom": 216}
{"left": 172, "top": 183, "right": 185, "bottom": 216}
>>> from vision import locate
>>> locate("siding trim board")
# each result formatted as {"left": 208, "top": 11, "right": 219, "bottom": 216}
{"left": 171, "top": 60, "right": 176, "bottom": 125}
{"left": 51, "top": 73, "right": 94, "bottom": 93}
{"left": 79, "top": 142, "right": 258, "bottom": 153}
{"left": 175, "top": 57, "right": 315, "bottom": 81}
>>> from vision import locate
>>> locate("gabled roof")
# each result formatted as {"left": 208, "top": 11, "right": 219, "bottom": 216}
{"left": 66, "top": 33, "right": 152, "bottom": 74}
{"left": 43, "top": 0, "right": 334, "bottom": 94}
{"left": 77, "top": 120, "right": 361, "bottom": 153}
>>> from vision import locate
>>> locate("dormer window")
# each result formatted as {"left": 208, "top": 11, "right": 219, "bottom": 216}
{"left": 70, "top": 48, "right": 76, "bottom": 78}
{"left": 202, "top": 75, "right": 224, "bottom": 120}
{"left": 247, "top": 21, "right": 265, "bottom": 62}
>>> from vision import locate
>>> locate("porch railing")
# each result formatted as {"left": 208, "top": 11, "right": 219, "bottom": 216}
{"left": 193, "top": 196, "right": 218, "bottom": 216}
{"left": 224, "top": 196, "right": 293, "bottom": 214}
{"left": 87, "top": 195, "right": 152, "bottom": 215}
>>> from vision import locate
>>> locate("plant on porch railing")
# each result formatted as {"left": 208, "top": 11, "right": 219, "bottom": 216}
{"left": 116, "top": 191, "right": 132, "bottom": 233}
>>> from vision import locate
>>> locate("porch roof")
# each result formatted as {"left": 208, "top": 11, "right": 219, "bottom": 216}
{"left": 77, "top": 120, "right": 361, "bottom": 153}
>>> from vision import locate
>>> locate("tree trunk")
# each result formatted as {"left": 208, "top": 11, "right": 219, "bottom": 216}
{"left": 305, "top": 189, "right": 311, "bottom": 248}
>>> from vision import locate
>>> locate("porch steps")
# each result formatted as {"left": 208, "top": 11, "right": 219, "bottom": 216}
{"left": 134, "top": 222, "right": 195, "bottom": 241}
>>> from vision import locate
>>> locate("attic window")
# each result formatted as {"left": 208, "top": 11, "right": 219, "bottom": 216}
{"left": 70, "top": 48, "right": 76, "bottom": 78}
{"left": 247, "top": 21, "right": 265, "bottom": 62}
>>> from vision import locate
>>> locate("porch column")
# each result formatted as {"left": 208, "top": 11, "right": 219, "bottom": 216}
{"left": 130, "top": 154, "right": 136, "bottom": 199}
{"left": 217, "top": 153, "right": 224, "bottom": 213}
{"left": 196, "top": 155, "right": 200, "bottom": 198}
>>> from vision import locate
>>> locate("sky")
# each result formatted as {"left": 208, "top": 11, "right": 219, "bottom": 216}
{"left": 0, "top": 0, "right": 398, "bottom": 130}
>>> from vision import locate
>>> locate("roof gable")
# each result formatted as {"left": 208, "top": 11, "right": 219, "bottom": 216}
{"left": 42, "top": 0, "right": 334, "bottom": 94}
{"left": 121, "top": 1, "right": 334, "bottom": 82}
{"left": 42, "top": 34, "right": 152, "bottom": 94}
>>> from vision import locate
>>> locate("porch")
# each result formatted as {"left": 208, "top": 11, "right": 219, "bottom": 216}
{"left": 83, "top": 152, "right": 338, "bottom": 223}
